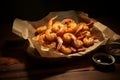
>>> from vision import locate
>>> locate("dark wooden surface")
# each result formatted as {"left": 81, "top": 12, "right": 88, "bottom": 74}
{"left": 0, "top": 17, "right": 120, "bottom": 80}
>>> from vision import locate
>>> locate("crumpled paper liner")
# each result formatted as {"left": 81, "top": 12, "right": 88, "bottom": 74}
{"left": 12, "top": 10, "right": 120, "bottom": 58}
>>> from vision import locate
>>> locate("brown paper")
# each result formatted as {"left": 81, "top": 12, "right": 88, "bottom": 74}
{"left": 12, "top": 10, "right": 120, "bottom": 58}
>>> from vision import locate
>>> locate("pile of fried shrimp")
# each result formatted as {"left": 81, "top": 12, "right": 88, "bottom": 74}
{"left": 33, "top": 15, "right": 96, "bottom": 55}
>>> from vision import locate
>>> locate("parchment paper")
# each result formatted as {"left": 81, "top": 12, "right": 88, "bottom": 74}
{"left": 12, "top": 10, "right": 120, "bottom": 58}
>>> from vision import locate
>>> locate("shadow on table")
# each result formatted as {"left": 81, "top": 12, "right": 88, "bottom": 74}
{"left": 0, "top": 39, "right": 95, "bottom": 80}
{"left": 1, "top": 39, "right": 118, "bottom": 80}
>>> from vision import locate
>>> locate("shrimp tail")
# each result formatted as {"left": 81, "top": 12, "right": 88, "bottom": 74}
{"left": 70, "top": 34, "right": 80, "bottom": 48}
{"left": 57, "top": 37, "right": 63, "bottom": 50}
{"left": 71, "top": 47, "right": 77, "bottom": 52}
{"left": 48, "top": 15, "right": 58, "bottom": 28}
{"left": 73, "top": 39, "right": 77, "bottom": 47}
{"left": 75, "top": 24, "right": 83, "bottom": 34}
{"left": 77, "top": 47, "right": 86, "bottom": 52}
{"left": 87, "top": 21, "right": 94, "bottom": 28}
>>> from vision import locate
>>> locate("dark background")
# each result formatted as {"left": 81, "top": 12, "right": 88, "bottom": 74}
{"left": 0, "top": 0, "right": 119, "bottom": 24}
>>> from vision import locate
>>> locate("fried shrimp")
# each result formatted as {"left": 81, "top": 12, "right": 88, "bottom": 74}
{"left": 83, "top": 36, "right": 94, "bottom": 47}
{"left": 52, "top": 21, "right": 67, "bottom": 36}
{"left": 81, "top": 31, "right": 91, "bottom": 37}
{"left": 36, "top": 25, "right": 47, "bottom": 34}
{"left": 33, "top": 34, "right": 46, "bottom": 45}
{"left": 34, "top": 16, "right": 96, "bottom": 55}
{"left": 75, "top": 22, "right": 89, "bottom": 34}
{"left": 34, "top": 34, "right": 56, "bottom": 49}
{"left": 52, "top": 21, "right": 63, "bottom": 32}
{"left": 45, "top": 29, "right": 57, "bottom": 41}
{"left": 73, "top": 39, "right": 83, "bottom": 48}
{"left": 62, "top": 18, "right": 77, "bottom": 33}
{"left": 63, "top": 33, "right": 81, "bottom": 48}
{"left": 76, "top": 30, "right": 91, "bottom": 40}
{"left": 60, "top": 45, "right": 72, "bottom": 55}
{"left": 63, "top": 33, "right": 76, "bottom": 44}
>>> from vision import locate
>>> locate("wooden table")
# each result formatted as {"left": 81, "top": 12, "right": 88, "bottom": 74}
{"left": 0, "top": 17, "right": 120, "bottom": 80}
